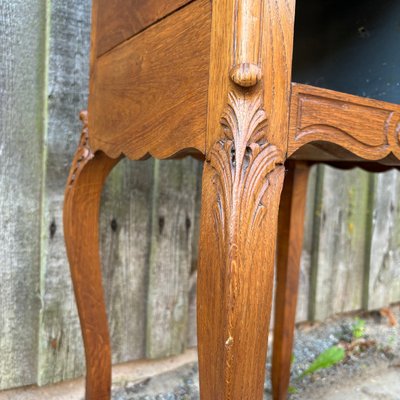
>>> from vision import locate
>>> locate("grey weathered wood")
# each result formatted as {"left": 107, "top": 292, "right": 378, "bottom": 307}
{"left": 366, "top": 170, "right": 400, "bottom": 310}
{"left": 37, "top": 0, "right": 157, "bottom": 384}
{"left": 100, "top": 159, "right": 154, "bottom": 364}
{"left": 308, "top": 165, "right": 324, "bottom": 321}
{"left": 295, "top": 165, "right": 318, "bottom": 322}
{"left": 36, "top": 0, "right": 201, "bottom": 383}
{"left": 186, "top": 161, "right": 203, "bottom": 348}
{"left": 146, "top": 159, "right": 198, "bottom": 359}
{"left": 37, "top": 0, "right": 91, "bottom": 385}
{"left": 0, "top": 0, "right": 46, "bottom": 390}
{"left": 309, "top": 166, "right": 370, "bottom": 321}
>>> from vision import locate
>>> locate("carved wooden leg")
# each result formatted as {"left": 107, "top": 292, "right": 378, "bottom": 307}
{"left": 272, "top": 161, "right": 311, "bottom": 400}
{"left": 199, "top": 0, "right": 296, "bottom": 396}
{"left": 63, "top": 112, "right": 121, "bottom": 400}
{"left": 197, "top": 127, "right": 286, "bottom": 399}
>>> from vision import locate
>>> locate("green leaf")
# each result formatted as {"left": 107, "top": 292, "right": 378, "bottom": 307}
{"left": 352, "top": 318, "right": 366, "bottom": 339}
{"left": 301, "top": 346, "right": 345, "bottom": 377}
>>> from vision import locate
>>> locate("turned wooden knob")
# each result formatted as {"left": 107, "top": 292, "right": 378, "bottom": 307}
{"left": 230, "top": 63, "right": 262, "bottom": 87}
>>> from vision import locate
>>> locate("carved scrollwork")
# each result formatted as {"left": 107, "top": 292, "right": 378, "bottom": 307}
{"left": 67, "top": 111, "right": 94, "bottom": 187}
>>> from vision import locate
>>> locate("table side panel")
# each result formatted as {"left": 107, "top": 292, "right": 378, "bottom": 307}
{"left": 95, "top": 0, "right": 193, "bottom": 56}
{"left": 89, "top": 0, "right": 211, "bottom": 160}
{"left": 288, "top": 83, "right": 400, "bottom": 162}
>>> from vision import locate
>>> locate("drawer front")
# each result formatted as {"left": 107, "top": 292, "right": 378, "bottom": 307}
{"left": 95, "top": 0, "right": 192, "bottom": 56}
{"left": 89, "top": 0, "right": 211, "bottom": 160}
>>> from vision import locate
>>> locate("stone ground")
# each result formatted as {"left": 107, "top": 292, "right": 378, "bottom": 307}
{"left": 1, "top": 306, "right": 399, "bottom": 399}
{"left": 110, "top": 305, "right": 400, "bottom": 400}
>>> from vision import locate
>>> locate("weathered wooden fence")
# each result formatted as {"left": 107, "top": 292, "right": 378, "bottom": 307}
{"left": 1, "top": 0, "right": 400, "bottom": 391}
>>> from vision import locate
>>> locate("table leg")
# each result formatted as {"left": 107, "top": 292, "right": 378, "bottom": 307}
{"left": 197, "top": 142, "right": 285, "bottom": 399}
{"left": 63, "top": 112, "right": 121, "bottom": 400}
{"left": 272, "top": 161, "right": 310, "bottom": 400}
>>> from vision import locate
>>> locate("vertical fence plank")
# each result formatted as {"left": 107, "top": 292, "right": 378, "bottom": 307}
{"left": 37, "top": 0, "right": 91, "bottom": 385}
{"left": 186, "top": 161, "right": 203, "bottom": 348}
{"left": 389, "top": 175, "right": 400, "bottom": 304}
{"left": 308, "top": 165, "right": 325, "bottom": 321}
{"left": 366, "top": 171, "right": 400, "bottom": 309}
{"left": 295, "top": 165, "right": 317, "bottom": 322}
{"left": 0, "top": 0, "right": 46, "bottom": 389}
{"left": 146, "top": 159, "right": 198, "bottom": 358}
{"left": 309, "top": 166, "right": 370, "bottom": 321}
{"left": 100, "top": 159, "right": 154, "bottom": 364}
{"left": 37, "top": 0, "right": 156, "bottom": 383}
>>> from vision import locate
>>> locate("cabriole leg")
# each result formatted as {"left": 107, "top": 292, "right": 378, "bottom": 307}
{"left": 272, "top": 161, "right": 310, "bottom": 400}
{"left": 63, "top": 112, "right": 121, "bottom": 400}
{"left": 194, "top": 0, "right": 296, "bottom": 395}
{"left": 197, "top": 123, "right": 286, "bottom": 399}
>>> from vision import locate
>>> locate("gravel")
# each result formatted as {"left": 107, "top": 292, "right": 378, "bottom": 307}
{"left": 109, "top": 305, "right": 400, "bottom": 400}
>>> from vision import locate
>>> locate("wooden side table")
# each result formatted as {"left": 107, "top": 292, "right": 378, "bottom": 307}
{"left": 63, "top": 1, "right": 400, "bottom": 399}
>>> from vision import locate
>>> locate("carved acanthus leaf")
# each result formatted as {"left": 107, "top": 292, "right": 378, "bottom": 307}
{"left": 208, "top": 88, "right": 284, "bottom": 395}
{"left": 210, "top": 90, "right": 284, "bottom": 239}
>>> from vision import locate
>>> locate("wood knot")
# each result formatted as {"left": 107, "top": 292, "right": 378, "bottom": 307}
{"left": 229, "top": 63, "right": 262, "bottom": 87}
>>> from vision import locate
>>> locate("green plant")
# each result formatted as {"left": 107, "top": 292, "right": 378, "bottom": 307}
{"left": 288, "top": 385, "right": 297, "bottom": 394}
{"left": 352, "top": 318, "right": 366, "bottom": 339}
{"left": 386, "top": 334, "right": 396, "bottom": 349}
{"left": 301, "top": 346, "right": 345, "bottom": 377}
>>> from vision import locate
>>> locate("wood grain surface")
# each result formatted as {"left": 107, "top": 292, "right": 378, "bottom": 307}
{"left": 89, "top": 0, "right": 211, "bottom": 160}
{"left": 197, "top": 0, "right": 296, "bottom": 398}
{"left": 272, "top": 161, "right": 310, "bottom": 400}
{"left": 64, "top": 113, "right": 122, "bottom": 400}
{"left": 37, "top": 0, "right": 91, "bottom": 385}
{"left": 99, "top": 158, "right": 154, "bottom": 365}
{"left": 95, "top": 0, "right": 192, "bottom": 56}
{"left": 37, "top": 0, "right": 201, "bottom": 386}
{"left": 366, "top": 171, "right": 400, "bottom": 309}
{"left": 0, "top": 0, "right": 46, "bottom": 389}
{"left": 146, "top": 159, "right": 198, "bottom": 359}
{"left": 3, "top": 0, "right": 400, "bottom": 394}
{"left": 288, "top": 83, "right": 400, "bottom": 163}
{"left": 309, "top": 166, "right": 370, "bottom": 320}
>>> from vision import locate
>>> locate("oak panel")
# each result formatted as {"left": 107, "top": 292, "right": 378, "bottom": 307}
{"left": 89, "top": 0, "right": 211, "bottom": 160}
{"left": 95, "top": 0, "right": 192, "bottom": 56}
{"left": 288, "top": 83, "right": 400, "bottom": 162}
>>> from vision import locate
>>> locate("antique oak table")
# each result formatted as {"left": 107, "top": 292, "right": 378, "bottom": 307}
{"left": 63, "top": 0, "right": 400, "bottom": 399}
